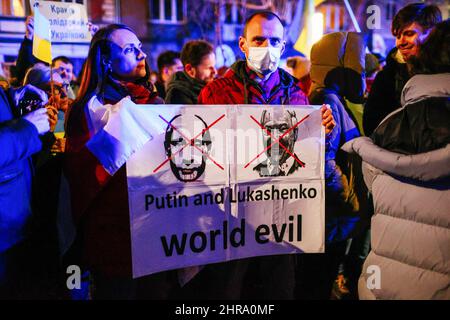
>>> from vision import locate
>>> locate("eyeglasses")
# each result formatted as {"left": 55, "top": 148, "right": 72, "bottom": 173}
{"left": 108, "top": 41, "right": 146, "bottom": 58}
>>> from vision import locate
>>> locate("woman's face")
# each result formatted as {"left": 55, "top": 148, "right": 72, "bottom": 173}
{"left": 108, "top": 29, "right": 147, "bottom": 81}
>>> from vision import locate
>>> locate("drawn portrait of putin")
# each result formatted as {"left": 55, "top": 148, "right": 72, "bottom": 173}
{"left": 164, "top": 114, "right": 212, "bottom": 182}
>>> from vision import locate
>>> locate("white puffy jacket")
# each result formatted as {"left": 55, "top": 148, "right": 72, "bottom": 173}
{"left": 343, "top": 137, "right": 450, "bottom": 299}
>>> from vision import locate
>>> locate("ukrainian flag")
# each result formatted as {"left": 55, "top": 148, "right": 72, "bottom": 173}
{"left": 294, "top": 0, "right": 325, "bottom": 58}
{"left": 32, "top": 2, "right": 52, "bottom": 64}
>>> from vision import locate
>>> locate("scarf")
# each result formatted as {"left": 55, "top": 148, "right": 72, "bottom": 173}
{"left": 106, "top": 75, "right": 161, "bottom": 104}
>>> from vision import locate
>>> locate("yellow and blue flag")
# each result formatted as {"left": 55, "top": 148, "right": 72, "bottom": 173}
{"left": 32, "top": 2, "right": 52, "bottom": 64}
{"left": 294, "top": 0, "right": 325, "bottom": 58}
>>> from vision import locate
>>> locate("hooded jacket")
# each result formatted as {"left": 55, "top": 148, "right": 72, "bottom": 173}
{"left": 309, "top": 32, "right": 368, "bottom": 243}
{"left": 343, "top": 138, "right": 450, "bottom": 300}
{"left": 165, "top": 71, "right": 206, "bottom": 104}
{"left": 343, "top": 73, "right": 450, "bottom": 299}
{"left": 198, "top": 60, "right": 308, "bottom": 105}
{"left": 372, "top": 73, "right": 450, "bottom": 155}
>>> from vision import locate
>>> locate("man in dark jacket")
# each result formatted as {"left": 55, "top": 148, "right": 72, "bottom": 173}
{"left": 165, "top": 40, "right": 216, "bottom": 104}
{"left": 155, "top": 51, "right": 183, "bottom": 100}
{"left": 363, "top": 3, "right": 442, "bottom": 135}
{"left": 0, "top": 85, "right": 50, "bottom": 297}
{"left": 372, "top": 20, "right": 450, "bottom": 155}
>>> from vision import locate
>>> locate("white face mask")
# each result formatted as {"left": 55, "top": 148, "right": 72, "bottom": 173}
{"left": 246, "top": 46, "right": 281, "bottom": 76}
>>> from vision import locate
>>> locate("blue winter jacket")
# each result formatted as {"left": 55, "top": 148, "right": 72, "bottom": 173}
{"left": 0, "top": 88, "right": 42, "bottom": 252}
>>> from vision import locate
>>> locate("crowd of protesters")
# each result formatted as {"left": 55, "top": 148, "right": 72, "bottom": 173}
{"left": 0, "top": 2, "right": 448, "bottom": 300}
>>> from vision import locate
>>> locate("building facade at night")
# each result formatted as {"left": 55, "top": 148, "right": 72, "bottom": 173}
{"left": 0, "top": 0, "right": 449, "bottom": 78}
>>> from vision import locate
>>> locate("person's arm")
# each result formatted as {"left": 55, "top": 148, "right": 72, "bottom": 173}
{"left": 14, "top": 16, "right": 38, "bottom": 83}
{"left": 0, "top": 116, "right": 42, "bottom": 168}
{"left": 0, "top": 86, "right": 50, "bottom": 168}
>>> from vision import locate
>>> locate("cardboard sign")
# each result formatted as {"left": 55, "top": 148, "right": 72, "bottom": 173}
{"left": 31, "top": 0, "right": 91, "bottom": 43}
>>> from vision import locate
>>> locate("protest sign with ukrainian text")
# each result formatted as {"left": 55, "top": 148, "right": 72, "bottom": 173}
{"left": 30, "top": 0, "right": 91, "bottom": 43}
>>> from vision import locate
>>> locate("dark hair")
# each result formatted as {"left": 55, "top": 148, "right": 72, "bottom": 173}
{"left": 411, "top": 20, "right": 450, "bottom": 75}
{"left": 392, "top": 3, "right": 442, "bottom": 37}
{"left": 157, "top": 50, "right": 180, "bottom": 73}
{"left": 180, "top": 40, "right": 214, "bottom": 67}
{"left": 243, "top": 11, "right": 284, "bottom": 38}
{"left": 23, "top": 63, "right": 52, "bottom": 89}
{"left": 66, "top": 24, "right": 150, "bottom": 135}
{"left": 52, "top": 55, "right": 73, "bottom": 67}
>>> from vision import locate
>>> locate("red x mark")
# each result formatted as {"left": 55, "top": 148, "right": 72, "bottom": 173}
{"left": 244, "top": 114, "right": 310, "bottom": 169}
{"left": 153, "top": 114, "right": 225, "bottom": 173}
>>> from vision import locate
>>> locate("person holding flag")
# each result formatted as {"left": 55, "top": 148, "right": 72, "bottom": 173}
{"left": 14, "top": 2, "right": 99, "bottom": 90}
{"left": 12, "top": 1, "right": 54, "bottom": 87}
{"left": 32, "top": 1, "right": 52, "bottom": 67}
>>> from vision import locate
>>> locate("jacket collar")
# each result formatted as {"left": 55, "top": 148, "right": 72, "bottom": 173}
{"left": 228, "top": 60, "right": 295, "bottom": 104}
{"left": 229, "top": 60, "right": 294, "bottom": 89}
{"left": 101, "top": 75, "right": 158, "bottom": 104}
{"left": 401, "top": 73, "right": 450, "bottom": 106}
{"left": 167, "top": 71, "right": 206, "bottom": 97}
{"left": 386, "top": 47, "right": 407, "bottom": 66}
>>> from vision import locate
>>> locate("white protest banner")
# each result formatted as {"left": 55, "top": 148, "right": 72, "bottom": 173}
{"left": 125, "top": 105, "right": 325, "bottom": 278}
{"left": 30, "top": 0, "right": 91, "bottom": 43}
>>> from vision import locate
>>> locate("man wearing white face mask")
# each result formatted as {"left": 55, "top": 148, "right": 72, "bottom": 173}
{"left": 200, "top": 11, "right": 310, "bottom": 106}
{"left": 246, "top": 42, "right": 281, "bottom": 77}
{"left": 199, "top": 11, "right": 333, "bottom": 130}
{"left": 198, "top": 11, "right": 335, "bottom": 300}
